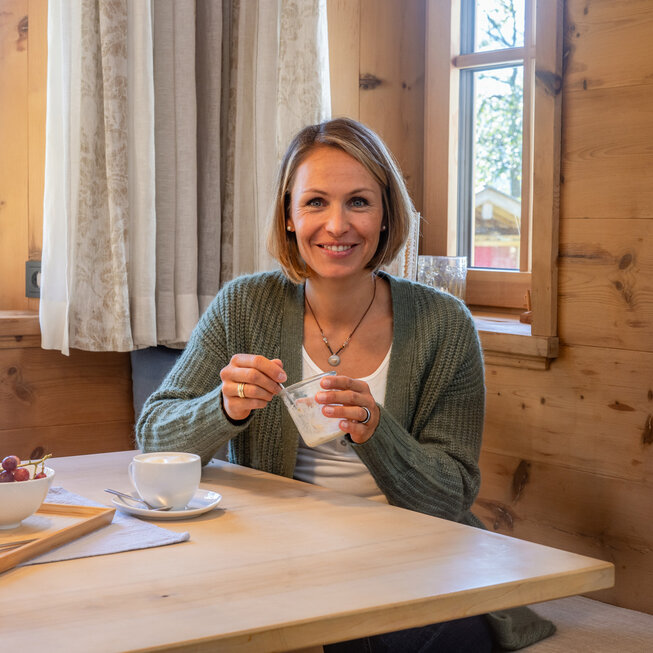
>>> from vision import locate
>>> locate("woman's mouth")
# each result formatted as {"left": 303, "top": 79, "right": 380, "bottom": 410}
{"left": 319, "top": 244, "right": 355, "bottom": 252}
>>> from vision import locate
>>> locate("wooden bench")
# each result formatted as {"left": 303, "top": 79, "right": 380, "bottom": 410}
{"left": 527, "top": 596, "right": 653, "bottom": 651}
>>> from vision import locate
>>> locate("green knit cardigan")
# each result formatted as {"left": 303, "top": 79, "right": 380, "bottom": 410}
{"left": 136, "top": 270, "right": 486, "bottom": 527}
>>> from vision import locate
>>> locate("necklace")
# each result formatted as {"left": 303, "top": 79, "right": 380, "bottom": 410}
{"left": 305, "top": 276, "right": 377, "bottom": 367}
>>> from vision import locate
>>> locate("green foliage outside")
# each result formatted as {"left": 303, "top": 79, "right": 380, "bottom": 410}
{"left": 474, "top": 0, "right": 523, "bottom": 200}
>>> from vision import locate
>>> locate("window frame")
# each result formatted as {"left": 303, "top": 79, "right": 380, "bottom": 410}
{"left": 456, "top": 1, "right": 531, "bottom": 277}
{"left": 423, "top": 0, "right": 563, "bottom": 365}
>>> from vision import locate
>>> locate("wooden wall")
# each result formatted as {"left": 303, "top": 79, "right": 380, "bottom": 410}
{"left": 0, "top": 335, "right": 135, "bottom": 460}
{"left": 328, "top": 0, "right": 653, "bottom": 614}
{"left": 0, "top": 0, "right": 44, "bottom": 312}
{"left": 0, "top": 0, "right": 134, "bottom": 459}
{"left": 327, "top": 0, "right": 426, "bottom": 216}
{"left": 477, "top": 0, "right": 653, "bottom": 614}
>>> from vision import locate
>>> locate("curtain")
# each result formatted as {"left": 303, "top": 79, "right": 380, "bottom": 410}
{"left": 41, "top": 0, "right": 156, "bottom": 354}
{"left": 40, "top": 0, "right": 330, "bottom": 354}
{"left": 222, "top": 0, "right": 331, "bottom": 280}
{"left": 151, "top": 0, "right": 203, "bottom": 347}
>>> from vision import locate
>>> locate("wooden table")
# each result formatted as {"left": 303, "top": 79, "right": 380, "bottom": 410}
{"left": 1, "top": 451, "right": 614, "bottom": 652}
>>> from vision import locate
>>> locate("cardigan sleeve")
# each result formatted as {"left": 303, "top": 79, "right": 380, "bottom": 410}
{"left": 351, "top": 298, "right": 486, "bottom": 527}
{"left": 135, "top": 284, "right": 253, "bottom": 465}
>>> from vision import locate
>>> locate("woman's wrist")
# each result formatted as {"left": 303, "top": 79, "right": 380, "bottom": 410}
{"left": 220, "top": 389, "right": 251, "bottom": 425}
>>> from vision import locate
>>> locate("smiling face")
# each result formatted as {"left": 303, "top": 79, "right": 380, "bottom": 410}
{"left": 287, "top": 146, "right": 385, "bottom": 282}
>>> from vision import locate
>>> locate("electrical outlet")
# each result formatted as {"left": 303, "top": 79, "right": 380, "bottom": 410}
{"left": 25, "top": 260, "right": 41, "bottom": 298}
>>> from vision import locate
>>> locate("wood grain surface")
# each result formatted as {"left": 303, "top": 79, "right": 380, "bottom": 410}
{"left": 0, "top": 503, "right": 115, "bottom": 573}
{"left": 0, "top": 0, "right": 29, "bottom": 310}
{"left": 473, "top": 0, "right": 653, "bottom": 616}
{"left": 0, "top": 451, "right": 614, "bottom": 653}
{"left": 0, "top": 347, "right": 134, "bottom": 458}
{"left": 558, "top": 219, "right": 653, "bottom": 351}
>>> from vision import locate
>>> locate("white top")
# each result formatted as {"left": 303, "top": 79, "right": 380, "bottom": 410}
{"left": 293, "top": 346, "right": 392, "bottom": 502}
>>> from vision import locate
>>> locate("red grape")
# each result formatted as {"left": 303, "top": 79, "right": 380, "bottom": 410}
{"left": 1, "top": 451, "right": 51, "bottom": 483}
{"left": 13, "top": 468, "right": 30, "bottom": 482}
{"left": 1, "top": 455, "right": 20, "bottom": 472}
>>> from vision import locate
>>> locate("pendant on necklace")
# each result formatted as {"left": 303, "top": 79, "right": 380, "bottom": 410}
{"left": 328, "top": 354, "right": 341, "bottom": 367}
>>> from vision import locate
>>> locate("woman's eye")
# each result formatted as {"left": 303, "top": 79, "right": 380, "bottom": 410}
{"left": 306, "top": 198, "right": 324, "bottom": 208}
{"left": 350, "top": 197, "right": 368, "bottom": 208}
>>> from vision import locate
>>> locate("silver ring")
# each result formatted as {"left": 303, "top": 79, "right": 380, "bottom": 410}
{"left": 237, "top": 382, "right": 246, "bottom": 399}
{"left": 360, "top": 406, "right": 371, "bottom": 424}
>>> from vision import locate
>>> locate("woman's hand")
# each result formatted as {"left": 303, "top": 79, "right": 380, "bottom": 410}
{"left": 220, "top": 355, "right": 287, "bottom": 422}
{"left": 315, "top": 375, "right": 379, "bottom": 444}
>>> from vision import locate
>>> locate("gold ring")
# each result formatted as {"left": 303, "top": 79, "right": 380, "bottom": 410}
{"left": 237, "top": 382, "right": 246, "bottom": 399}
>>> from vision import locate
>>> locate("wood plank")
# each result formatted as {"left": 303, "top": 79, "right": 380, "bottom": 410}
{"left": 483, "top": 344, "right": 653, "bottom": 485}
{"left": 0, "top": 348, "right": 134, "bottom": 430}
{"left": 326, "top": 0, "right": 360, "bottom": 119}
{"left": 530, "top": 0, "right": 563, "bottom": 338}
{"left": 481, "top": 331, "right": 557, "bottom": 360}
{"left": 558, "top": 218, "right": 653, "bottom": 351}
{"left": 0, "top": 0, "right": 29, "bottom": 310}
{"left": 561, "top": 85, "right": 653, "bottom": 219}
{"left": 564, "top": 0, "right": 653, "bottom": 93}
{"left": 453, "top": 47, "right": 525, "bottom": 70}
{"left": 0, "top": 310, "right": 39, "bottom": 336}
{"left": 0, "top": 335, "right": 40, "bottom": 350}
{"left": 359, "top": 0, "right": 425, "bottom": 215}
{"left": 465, "top": 269, "right": 530, "bottom": 309}
{"left": 27, "top": 0, "right": 48, "bottom": 313}
{"left": 422, "top": 0, "right": 460, "bottom": 256}
{"left": 474, "top": 310, "right": 532, "bottom": 337}
{"left": 0, "top": 504, "right": 115, "bottom": 574}
{"left": 473, "top": 310, "right": 560, "bottom": 366}
{"left": 0, "top": 421, "right": 135, "bottom": 459}
{"left": 475, "top": 450, "right": 653, "bottom": 613}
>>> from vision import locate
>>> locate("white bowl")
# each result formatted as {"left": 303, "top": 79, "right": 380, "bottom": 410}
{"left": 0, "top": 466, "right": 55, "bottom": 529}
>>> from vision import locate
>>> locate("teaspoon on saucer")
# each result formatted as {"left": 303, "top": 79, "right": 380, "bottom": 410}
{"left": 104, "top": 488, "right": 172, "bottom": 511}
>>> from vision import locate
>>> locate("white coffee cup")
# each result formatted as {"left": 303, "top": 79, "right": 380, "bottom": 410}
{"left": 128, "top": 452, "right": 201, "bottom": 510}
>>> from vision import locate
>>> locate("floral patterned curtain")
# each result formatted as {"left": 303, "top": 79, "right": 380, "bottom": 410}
{"left": 40, "top": 0, "right": 330, "bottom": 354}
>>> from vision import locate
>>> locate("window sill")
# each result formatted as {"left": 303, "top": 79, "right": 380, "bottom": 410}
{"left": 1, "top": 310, "right": 559, "bottom": 368}
{"left": 472, "top": 309, "right": 558, "bottom": 370}
{"left": 0, "top": 311, "right": 41, "bottom": 348}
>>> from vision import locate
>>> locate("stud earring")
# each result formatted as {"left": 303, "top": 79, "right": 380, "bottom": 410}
{"left": 381, "top": 224, "right": 387, "bottom": 231}
{"left": 286, "top": 224, "right": 293, "bottom": 232}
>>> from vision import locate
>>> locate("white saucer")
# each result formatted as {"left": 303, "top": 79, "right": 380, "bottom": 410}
{"left": 111, "top": 489, "right": 222, "bottom": 520}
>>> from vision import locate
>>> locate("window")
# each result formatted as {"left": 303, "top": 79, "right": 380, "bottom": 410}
{"left": 423, "top": 0, "right": 562, "bottom": 366}
{"left": 458, "top": 3, "right": 526, "bottom": 271}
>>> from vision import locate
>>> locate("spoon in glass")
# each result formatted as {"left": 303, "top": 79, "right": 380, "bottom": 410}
{"left": 104, "top": 488, "right": 172, "bottom": 511}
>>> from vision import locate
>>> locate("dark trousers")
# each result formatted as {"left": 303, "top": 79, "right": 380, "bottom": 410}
{"left": 323, "top": 615, "right": 493, "bottom": 653}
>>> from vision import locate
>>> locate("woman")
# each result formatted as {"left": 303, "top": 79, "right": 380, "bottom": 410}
{"left": 136, "top": 118, "right": 547, "bottom": 651}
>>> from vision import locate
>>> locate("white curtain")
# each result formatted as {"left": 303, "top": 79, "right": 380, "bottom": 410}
{"left": 41, "top": 0, "right": 156, "bottom": 354}
{"left": 223, "top": 0, "right": 331, "bottom": 278}
{"left": 41, "top": 0, "right": 330, "bottom": 354}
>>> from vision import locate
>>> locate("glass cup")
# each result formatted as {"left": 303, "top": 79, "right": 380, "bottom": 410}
{"left": 129, "top": 452, "right": 201, "bottom": 510}
{"left": 280, "top": 371, "right": 343, "bottom": 447}
{"left": 417, "top": 255, "right": 468, "bottom": 300}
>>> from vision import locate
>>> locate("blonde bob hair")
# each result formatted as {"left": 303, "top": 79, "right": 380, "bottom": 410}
{"left": 267, "top": 117, "right": 415, "bottom": 283}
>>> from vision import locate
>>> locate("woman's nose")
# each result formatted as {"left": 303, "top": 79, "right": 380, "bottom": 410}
{"left": 325, "top": 204, "right": 349, "bottom": 235}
